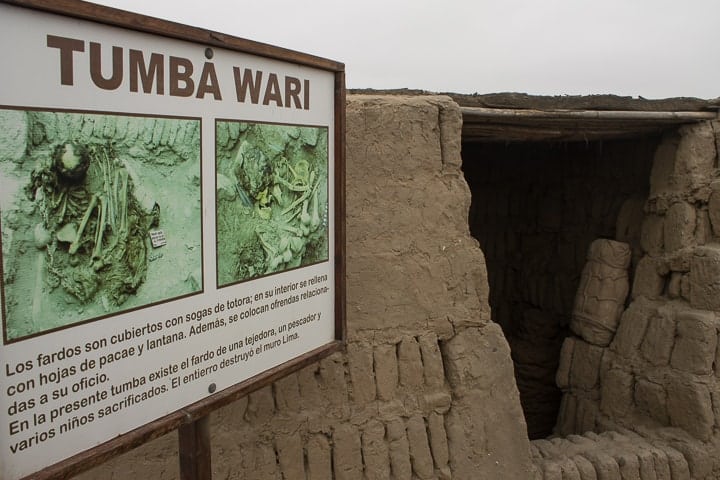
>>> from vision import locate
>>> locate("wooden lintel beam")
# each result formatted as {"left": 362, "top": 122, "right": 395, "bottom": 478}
{"left": 460, "top": 107, "right": 718, "bottom": 122}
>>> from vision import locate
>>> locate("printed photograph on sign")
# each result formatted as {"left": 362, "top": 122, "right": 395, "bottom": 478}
{"left": 215, "top": 121, "right": 329, "bottom": 287}
{"left": 0, "top": 108, "right": 203, "bottom": 342}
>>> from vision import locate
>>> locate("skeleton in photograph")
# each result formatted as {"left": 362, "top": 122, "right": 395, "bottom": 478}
{"left": 25, "top": 141, "right": 159, "bottom": 311}
{"left": 216, "top": 123, "right": 328, "bottom": 285}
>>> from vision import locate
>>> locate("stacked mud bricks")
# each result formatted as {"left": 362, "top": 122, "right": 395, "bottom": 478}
{"left": 465, "top": 140, "right": 656, "bottom": 439}
{"left": 552, "top": 122, "right": 720, "bottom": 479}
{"left": 531, "top": 430, "right": 695, "bottom": 480}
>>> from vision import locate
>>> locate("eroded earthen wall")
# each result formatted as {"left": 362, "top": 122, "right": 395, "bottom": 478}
{"left": 71, "top": 96, "right": 535, "bottom": 479}
{"left": 550, "top": 123, "right": 720, "bottom": 479}
{"left": 463, "top": 140, "right": 657, "bottom": 438}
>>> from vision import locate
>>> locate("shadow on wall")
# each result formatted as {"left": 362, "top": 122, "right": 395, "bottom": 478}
{"left": 462, "top": 138, "right": 658, "bottom": 439}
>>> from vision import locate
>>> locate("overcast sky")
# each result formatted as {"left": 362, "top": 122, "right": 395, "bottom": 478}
{"left": 94, "top": 0, "right": 720, "bottom": 100}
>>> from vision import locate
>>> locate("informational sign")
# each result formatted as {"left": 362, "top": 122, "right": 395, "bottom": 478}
{"left": 0, "top": 1, "right": 345, "bottom": 479}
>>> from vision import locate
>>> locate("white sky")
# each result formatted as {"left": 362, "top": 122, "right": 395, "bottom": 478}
{"left": 94, "top": 0, "right": 720, "bottom": 100}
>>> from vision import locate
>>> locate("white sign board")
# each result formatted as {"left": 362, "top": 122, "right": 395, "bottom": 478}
{"left": 0, "top": 2, "right": 344, "bottom": 479}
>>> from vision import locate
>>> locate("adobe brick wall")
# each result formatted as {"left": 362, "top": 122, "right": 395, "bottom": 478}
{"left": 73, "top": 96, "right": 535, "bottom": 479}
{"left": 552, "top": 122, "right": 720, "bottom": 480}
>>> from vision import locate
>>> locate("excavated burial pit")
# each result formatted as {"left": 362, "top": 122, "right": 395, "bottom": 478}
{"left": 462, "top": 138, "right": 658, "bottom": 439}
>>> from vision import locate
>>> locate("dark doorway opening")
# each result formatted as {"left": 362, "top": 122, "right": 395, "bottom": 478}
{"left": 461, "top": 139, "right": 657, "bottom": 439}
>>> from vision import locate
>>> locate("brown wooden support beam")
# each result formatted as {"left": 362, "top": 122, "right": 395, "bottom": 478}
{"left": 178, "top": 416, "right": 212, "bottom": 480}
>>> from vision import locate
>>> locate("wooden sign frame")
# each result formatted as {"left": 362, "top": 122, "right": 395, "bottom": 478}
{"left": 0, "top": 1, "right": 346, "bottom": 478}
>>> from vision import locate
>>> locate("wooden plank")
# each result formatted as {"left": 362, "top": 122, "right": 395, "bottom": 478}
{"left": 179, "top": 417, "right": 212, "bottom": 480}
{"left": 460, "top": 107, "right": 717, "bottom": 121}
{"left": 334, "top": 70, "right": 347, "bottom": 344}
{"left": 461, "top": 125, "right": 669, "bottom": 143}
{"left": 460, "top": 107, "right": 717, "bottom": 142}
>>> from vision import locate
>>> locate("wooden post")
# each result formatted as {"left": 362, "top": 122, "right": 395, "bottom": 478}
{"left": 178, "top": 416, "right": 212, "bottom": 480}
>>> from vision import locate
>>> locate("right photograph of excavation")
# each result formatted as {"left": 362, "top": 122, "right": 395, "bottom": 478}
{"left": 215, "top": 121, "right": 329, "bottom": 287}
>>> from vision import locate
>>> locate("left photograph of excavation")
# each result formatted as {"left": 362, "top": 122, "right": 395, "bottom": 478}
{"left": 0, "top": 108, "right": 203, "bottom": 342}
